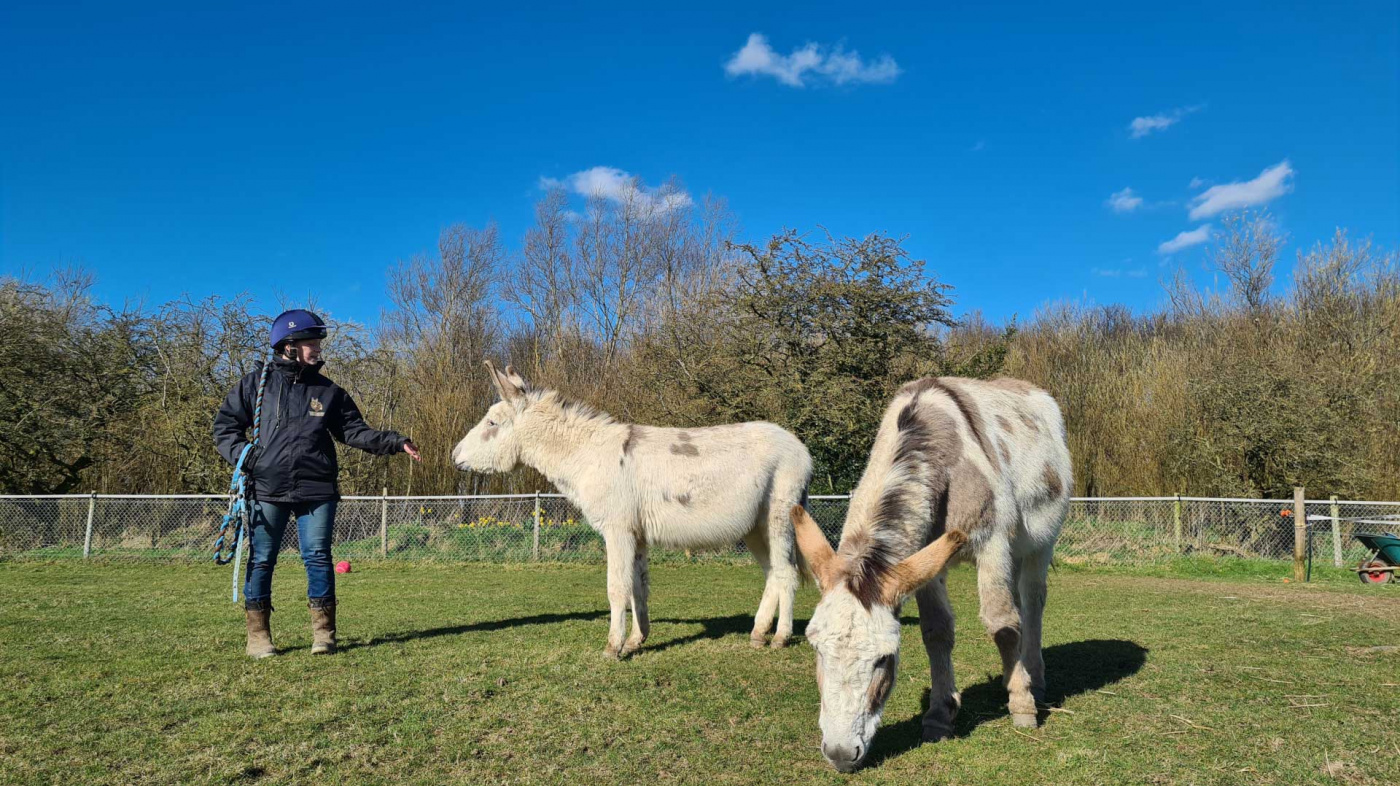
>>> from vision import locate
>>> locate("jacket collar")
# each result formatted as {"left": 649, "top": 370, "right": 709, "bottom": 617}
{"left": 271, "top": 356, "right": 324, "bottom": 381}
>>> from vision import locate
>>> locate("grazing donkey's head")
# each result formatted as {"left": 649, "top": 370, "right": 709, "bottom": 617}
{"left": 791, "top": 506, "right": 966, "bottom": 773}
{"left": 451, "top": 361, "right": 533, "bottom": 473}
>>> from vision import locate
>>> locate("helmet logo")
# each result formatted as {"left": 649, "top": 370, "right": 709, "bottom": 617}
{"left": 288, "top": 321, "right": 297, "bottom": 328}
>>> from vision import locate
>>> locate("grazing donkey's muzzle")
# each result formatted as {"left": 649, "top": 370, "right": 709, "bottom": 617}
{"left": 822, "top": 742, "right": 864, "bottom": 772}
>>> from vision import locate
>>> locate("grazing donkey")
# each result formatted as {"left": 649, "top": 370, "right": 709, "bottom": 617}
{"left": 791, "top": 376, "right": 1070, "bottom": 772}
{"left": 452, "top": 362, "right": 813, "bottom": 658}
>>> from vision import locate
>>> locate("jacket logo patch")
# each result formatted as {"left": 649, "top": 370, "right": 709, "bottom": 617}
{"left": 309, "top": 397, "right": 326, "bottom": 417}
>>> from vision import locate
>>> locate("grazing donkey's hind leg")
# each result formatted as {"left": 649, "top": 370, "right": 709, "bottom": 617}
{"left": 977, "top": 534, "right": 1039, "bottom": 728}
{"left": 743, "top": 528, "right": 779, "bottom": 649}
{"left": 1016, "top": 541, "right": 1053, "bottom": 706}
{"left": 623, "top": 535, "right": 650, "bottom": 657}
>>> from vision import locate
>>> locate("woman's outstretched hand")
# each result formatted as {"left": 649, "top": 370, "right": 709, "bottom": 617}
{"left": 403, "top": 441, "right": 422, "bottom": 462}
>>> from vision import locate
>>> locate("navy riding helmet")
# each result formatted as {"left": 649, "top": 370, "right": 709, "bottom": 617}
{"left": 269, "top": 309, "right": 328, "bottom": 348}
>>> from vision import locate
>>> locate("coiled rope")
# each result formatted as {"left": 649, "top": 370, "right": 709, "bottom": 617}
{"left": 213, "top": 357, "right": 273, "bottom": 602}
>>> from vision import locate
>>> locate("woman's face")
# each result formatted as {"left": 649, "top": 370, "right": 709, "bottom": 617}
{"left": 285, "top": 339, "right": 322, "bottom": 365}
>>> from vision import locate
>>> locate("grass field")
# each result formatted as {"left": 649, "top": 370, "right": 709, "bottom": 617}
{"left": 2, "top": 560, "right": 1398, "bottom": 785}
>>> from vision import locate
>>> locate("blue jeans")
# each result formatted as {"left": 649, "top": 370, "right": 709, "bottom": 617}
{"left": 242, "top": 500, "right": 337, "bottom": 610}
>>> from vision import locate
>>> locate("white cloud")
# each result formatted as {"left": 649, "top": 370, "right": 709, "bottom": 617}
{"left": 1187, "top": 160, "right": 1294, "bottom": 220}
{"left": 1158, "top": 224, "right": 1212, "bottom": 254}
{"left": 541, "top": 166, "right": 692, "bottom": 215}
{"left": 1189, "top": 176, "right": 1207, "bottom": 189}
{"left": 724, "top": 33, "right": 900, "bottom": 88}
{"left": 1106, "top": 187, "right": 1144, "bottom": 213}
{"left": 970, "top": 140, "right": 986, "bottom": 152}
{"left": 1129, "top": 104, "right": 1204, "bottom": 138}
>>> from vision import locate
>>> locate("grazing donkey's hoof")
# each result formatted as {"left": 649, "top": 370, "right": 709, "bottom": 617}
{"left": 922, "top": 692, "right": 961, "bottom": 742}
{"left": 749, "top": 634, "right": 768, "bottom": 649}
{"left": 921, "top": 723, "right": 955, "bottom": 743}
{"left": 769, "top": 635, "right": 790, "bottom": 649}
{"left": 603, "top": 646, "right": 622, "bottom": 660}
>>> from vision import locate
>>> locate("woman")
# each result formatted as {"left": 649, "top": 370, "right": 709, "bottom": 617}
{"left": 213, "top": 309, "right": 421, "bottom": 658}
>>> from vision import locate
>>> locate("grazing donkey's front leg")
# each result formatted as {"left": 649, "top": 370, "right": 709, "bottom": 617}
{"left": 623, "top": 536, "right": 650, "bottom": 657}
{"left": 915, "top": 573, "right": 960, "bottom": 741}
{"left": 603, "top": 531, "right": 636, "bottom": 659}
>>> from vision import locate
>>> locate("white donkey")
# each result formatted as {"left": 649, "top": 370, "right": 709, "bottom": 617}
{"left": 791, "top": 376, "right": 1070, "bottom": 772}
{"left": 452, "top": 362, "right": 813, "bottom": 658}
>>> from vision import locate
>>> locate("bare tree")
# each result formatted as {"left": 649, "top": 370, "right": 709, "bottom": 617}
{"left": 1212, "top": 211, "right": 1282, "bottom": 312}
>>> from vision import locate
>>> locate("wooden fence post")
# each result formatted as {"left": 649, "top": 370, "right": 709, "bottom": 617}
{"left": 379, "top": 488, "right": 389, "bottom": 558}
{"left": 82, "top": 492, "right": 96, "bottom": 559}
{"left": 1329, "top": 496, "right": 1343, "bottom": 569}
{"left": 1292, "top": 487, "right": 1306, "bottom": 582}
{"left": 533, "top": 492, "right": 541, "bottom": 562}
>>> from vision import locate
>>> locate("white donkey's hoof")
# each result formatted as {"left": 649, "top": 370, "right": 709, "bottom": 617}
{"left": 749, "top": 635, "right": 767, "bottom": 649}
{"left": 602, "top": 646, "right": 622, "bottom": 660}
{"left": 769, "top": 635, "right": 790, "bottom": 649}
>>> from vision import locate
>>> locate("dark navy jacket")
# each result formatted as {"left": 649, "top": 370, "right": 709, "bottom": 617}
{"left": 212, "top": 358, "right": 407, "bottom": 502}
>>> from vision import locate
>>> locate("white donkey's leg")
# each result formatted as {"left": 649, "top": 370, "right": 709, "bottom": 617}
{"left": 765, "top": 498, "right": 801, "bottom": 649}
{"left": 602, "top": 530, "right": 636, "bottom": 660}
{"left": 623, "top": 534, "right": 650, "bottom": 656}
{"left": 742, "top": 528, "right": 778, "bottom": 649}
{"left": 915, "top": 573, "right": 959, "bottom": 741}
{"left": 977, "top": 533, "right": 1037, "bottom": 727}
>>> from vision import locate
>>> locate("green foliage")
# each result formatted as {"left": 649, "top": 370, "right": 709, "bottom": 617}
{"left": 0, "top": 274, "right": 147, "bottom": 493}
{"left": 661, "top": 230, "right": 1007, "bottom": 491}
{"left": 4, "top": 208, "right": 1398, "bottom": 500}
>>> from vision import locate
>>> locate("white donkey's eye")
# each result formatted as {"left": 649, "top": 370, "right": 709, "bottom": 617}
{"left": 487, "top": 419, "right": 497, "bottom": 427}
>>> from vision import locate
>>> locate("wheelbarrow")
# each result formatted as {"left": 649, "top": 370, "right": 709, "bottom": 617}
{"left": 1354, "top": 532, "right": 1400, "bottom": 585}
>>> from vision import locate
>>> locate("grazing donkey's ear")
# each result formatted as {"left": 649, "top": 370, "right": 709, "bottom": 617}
{"left": 791, "top": 505, "right": 841, "bottom": 592}
{"left": 879, "top": 530, "right": 968, "bottom": 607}
{"left": 484, "top": 360, "right": 525, "bottom": 403}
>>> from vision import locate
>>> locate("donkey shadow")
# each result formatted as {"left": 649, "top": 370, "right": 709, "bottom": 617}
{"left": 340, "top": 611, "right": 785, "bottom": 653}
{"left": 865, "top": 638, "right": 1149, "bottom": 768}
{"left": 340, "top": 610, "right": 609, "bottom": 651}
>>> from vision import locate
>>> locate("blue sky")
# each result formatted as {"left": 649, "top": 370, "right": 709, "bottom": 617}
{"left": 3, "top": 0, "right": 1397, "bottom": 327}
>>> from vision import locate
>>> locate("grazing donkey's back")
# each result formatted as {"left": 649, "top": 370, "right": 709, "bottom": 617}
{"left": 453, "top": 363, "right": 812, "bottom": 658}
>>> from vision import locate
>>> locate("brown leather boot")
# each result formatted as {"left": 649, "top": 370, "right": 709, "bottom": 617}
{"left": 310, "top": 602, "right": 336, "bottom": 655}
{"left": 245, "top": 608, "right": 275, "bottom": 659}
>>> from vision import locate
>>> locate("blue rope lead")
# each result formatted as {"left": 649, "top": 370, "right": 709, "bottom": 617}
{"left": 213, "top": 357, "right": 272, "bottom": 603}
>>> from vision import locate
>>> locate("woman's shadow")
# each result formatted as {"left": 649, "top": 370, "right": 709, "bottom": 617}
{"left": 865, "top": 638, "right": 1149, "bottom": 768}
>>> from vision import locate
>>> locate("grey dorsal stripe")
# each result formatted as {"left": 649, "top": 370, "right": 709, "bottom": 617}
{"left": 929, "top": 378, "right": 1000, "bottom": 472}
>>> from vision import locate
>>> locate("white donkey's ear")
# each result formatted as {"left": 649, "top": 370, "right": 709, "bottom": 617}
{"left": 502, "top": 364, "right": 530, "bottom": 393}
{"left": 484, "top": 360, "right": 525, "bottom": 403}
{"left": 791, "top": 505, "right": 843, "bottom": 592}
{"left": 879, "top": 530, "right": 968, "bottom": 606}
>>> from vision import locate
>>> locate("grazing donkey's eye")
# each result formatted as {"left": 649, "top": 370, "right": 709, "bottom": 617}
{"left": 867, "top": 655, "right": 896, "bottom": 712}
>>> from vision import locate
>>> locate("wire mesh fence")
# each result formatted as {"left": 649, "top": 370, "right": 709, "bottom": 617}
{"left": 0, "top": 493, "right": 1395, "bottom": 568}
